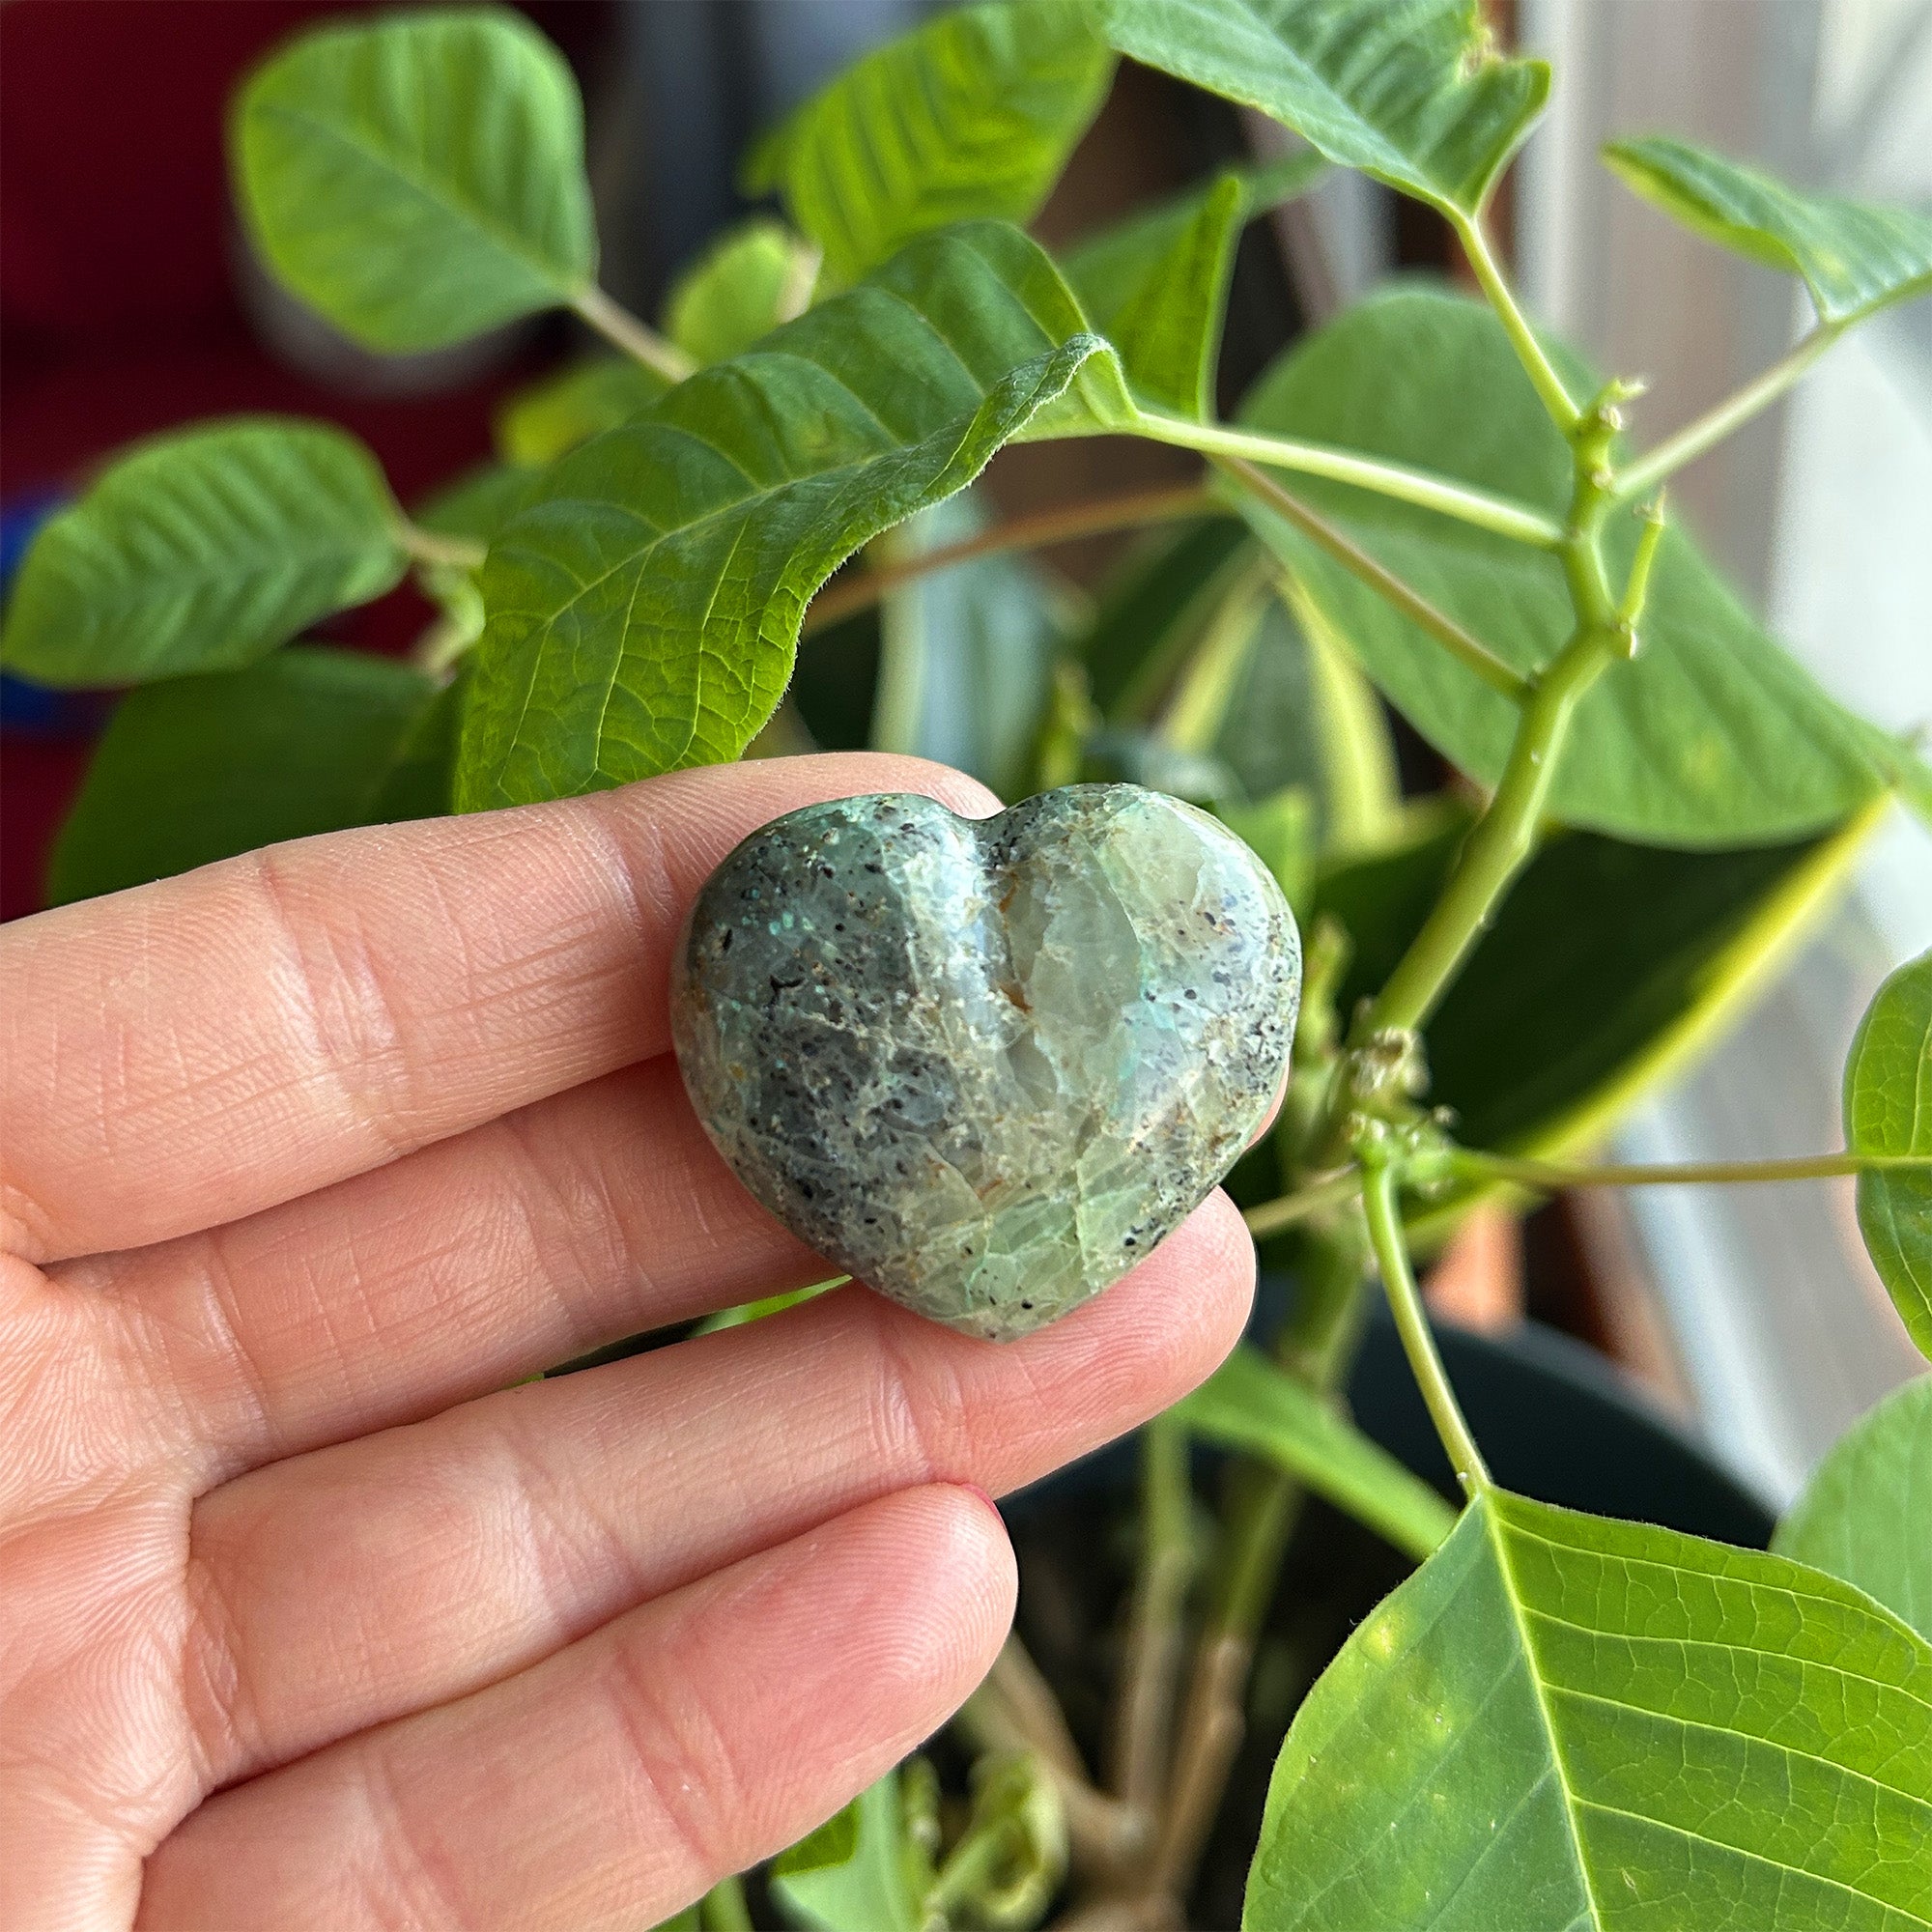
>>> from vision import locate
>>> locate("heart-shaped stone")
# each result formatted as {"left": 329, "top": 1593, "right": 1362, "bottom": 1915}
{"left": 671, "top": 783, "right": 1299, "bottom": 1340}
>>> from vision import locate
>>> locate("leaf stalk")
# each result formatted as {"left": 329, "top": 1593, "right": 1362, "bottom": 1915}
{"left": 802, "top": 482, "right": 1213, "bottom": 637}
{"left": 1218, "top": 459, "right": 1531, "bottom": 701}
{"left": 1360, "top": 1151, "right": 1489, "bottom": 1491}
{"left": 1453, "top": 1147, "right": 1929, "bottom": 1191}
{"left": 569, "top": 282, "right": 697, "bottom": 384}
{"left": 1613, "top": 321, "right": 1843, "bottom": 504}
{"left": 1453, "top": 212, "right": 1582, "bottom": 433}
{"left": 1138, "top": 412, "right": 1566, "bottom": 548}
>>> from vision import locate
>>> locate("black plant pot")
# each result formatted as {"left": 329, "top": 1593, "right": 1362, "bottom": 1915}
{"left": 1000, "top": 1285, "right": 1776, "bottom": 1929}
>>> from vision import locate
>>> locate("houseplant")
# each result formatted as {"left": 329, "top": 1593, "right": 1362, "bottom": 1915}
{"left": 5, "top": 3, "right": 1930, "bottom": 1926}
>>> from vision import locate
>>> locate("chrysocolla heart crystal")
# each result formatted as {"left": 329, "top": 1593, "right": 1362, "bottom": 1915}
{"left": 670, "top": 783, "right": 1299, "bottom": 1340}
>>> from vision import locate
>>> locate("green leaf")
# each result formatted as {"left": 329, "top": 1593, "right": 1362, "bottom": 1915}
{"left": 771, "top": 1774, "right": 921, "bottom": 1932}
{"left": 867, "top": 491, "right": 1066, "bottom": 800}
{"left": 412, "top": 463, "right": 534, "bottom": 546}
{"left": 232, "top": 7, "right": 595, "bottom": 352}
{"left": 48, "top": 649, "right": 441, "bottom": 906}
{"left": 744, "top": 0, "right": 1114, "bottom": 287}
{"left": 1065, "top": 150, "right": 1325, "bottom": 418}
{"left": 1074, "top": 515, "right": 1255, "bottom": 720}
{"left": 1318, "top": 799, "right": 1883, "bottom": 1167}
{"left": 665, "top": 216, "right": 815, "bottom": 367}
{"left": 1, "top": 417, "right": 406, "bottom": 690}
{"left": 494, "top": 355, "right": 670, "bottom": 468}
{"left": 1605, "top": 135, "right": 1932, "bottom": 330}
{"left": 457, "top": 222, "right": 1115, "bottom": 809}
{"left": 1776, "top": 1375, "right": 1932, "bottom": 1644}
{"left": 1178, "top": 1345, "right": 1456, "bottom": 1560}
{"left": 1092, "top": 0, "right": 1548, "bottom": 221}
{"left": 1845, "top": 949, "right": 1932, "bottom": 1359}
{"left": 1238, "top": 284, "right": 1911, "bottom": 845}
{"left": 1246, "top": 1485, "right": 1932, "bottom": 1930}
{"left": 1427, "top": 805, "right": 1886, "bottom": 1156}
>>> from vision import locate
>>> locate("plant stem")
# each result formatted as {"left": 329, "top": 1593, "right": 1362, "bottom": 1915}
{"left": 1454, "top": 1147, "right": 1929, "bottom": 1190}
{"left": 1613, "top": 322, "right": 1842, "bottom": 504}
{"left": 957, "top": 1639, "right": 1148, "bottom": 1871}
{"left": 1135, "top": 412, "right": 1565, "bottom": 549}
{"left": 802, "top": 482, "right": 1212, "bottom": 637}
{"left": 1451, "top": 212, "right": 1582, "bottom": 433}
{"left": 1366, "top": 624, "right": 1609, "bottom": 1036}
{"left": 1111, "top": 1414, "right": 1194, "bottom": 1816}
{"left": 570, "top": 282, "right": 697, "bottom": 384}
{"left": 399, "top": 524, "right": 487, "bottom": 572}
{"left": 1360, "top": 1155, "right": 1489, "bottom": 1491}
{"left": 1218, "top": 460, "right": 1530, "bottom": 701}
{"left": 1362, "top": 396, "right": 1633, "bottom": 1041}
{"left": 698, "top": 1874, "right": 753, "bottom": 1932}
{"left": 1241, "top": 1169, "right": 1364, "bottom": 1240}
{"left": 1148, "top": 1215, "right": 1368, "bottom": 1908}
{"left": 924, "top": 1814, "right": 1013, "bottom": 1924}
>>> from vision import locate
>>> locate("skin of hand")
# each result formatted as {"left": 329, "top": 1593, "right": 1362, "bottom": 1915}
{"left": 0, "top": 753, "right": 1255, "bottom": 1932}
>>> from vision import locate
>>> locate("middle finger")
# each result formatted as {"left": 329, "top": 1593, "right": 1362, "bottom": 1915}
{"left": 178, "top": 1193, "right": 1253, "bottom": 1792}
{"left": 71, "top": 1054, "right": 826, "bottom": 1478}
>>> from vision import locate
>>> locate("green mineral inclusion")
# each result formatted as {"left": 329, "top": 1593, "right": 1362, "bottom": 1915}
{"left": 672, "top": 784, "right": 1300, "bottom": 1340}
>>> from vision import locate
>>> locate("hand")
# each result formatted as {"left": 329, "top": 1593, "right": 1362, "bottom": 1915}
{"left": 0, "top": 753, "right": 1253, "bottom": 1931}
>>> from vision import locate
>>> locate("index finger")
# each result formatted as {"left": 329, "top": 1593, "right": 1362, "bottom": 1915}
{"left": 1, "top": 753, "right": 997, "bottom": 1264}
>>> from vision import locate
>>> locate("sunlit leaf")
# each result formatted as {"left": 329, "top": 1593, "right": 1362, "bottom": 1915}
{"left": 1845, "top": 949, "right": 1932, "bottom": 1358}
{"left": 745, "top": 0, "right": 1114, "bottom": 287}
{"left": 665, "top": 215, "right": 816, "bottom": 366}
{"left": 1238, "top": 284, "right": 1918, "bottom": 844}
{"left": 1, "top": 418, "right": 406, "bottom": 689}
{"left": 1178, "top": 1345, "right": 1457, "bottom": 1560}
{"left": 47, "top": 649, "right": 441, "bottom": 905}
{"left": 1093, "top": 0, "right": 1548, "bottom": 220}
{"left": 771, "top": 1774, "right": 921, "bottom": 1932}
{"left": 1319, "top": 800, "right": 1882, "bottom": 1171}
{"left": 1246, "top": 1485, "right": 1932, "bottom": 1930}
{"left": 1776, "top": 1374, "right": 1932, "bottom": 1643}
{"left": 1605, "top": 135, "right": 1932, "bottom": 329}
{"left": 867, "top": 491, "right": 1067, "bottom": 800}
{"left": 458, "top": 223, "right": 1114, "bottom": 809}
{"left": 494, "top": 355, "right": 670, "bottom": 468}
{"left": 1065, "top": 150, "right": 1325, "bottom": 418}
{"left": 1427, "top": 804, "right": 1885, "bottom": 1155}
{"left": 233, "top": 7, "right": 595, "bottom": 351}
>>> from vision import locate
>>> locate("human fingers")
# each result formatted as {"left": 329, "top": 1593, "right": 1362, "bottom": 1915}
{"left": 140, "top": 1487, "right": 1014, "bottom": 1932}
{"left": 2, "top": 753, "right": 996, "bottom": 1264}
{"left": 81, "top": 1055, "right": 823, "bottom": 1475}
{"left": 177, "top": 1194, "right": 1252, "bottom": 1790}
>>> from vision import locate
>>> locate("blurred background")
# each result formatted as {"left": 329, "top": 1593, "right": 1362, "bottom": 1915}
{"left": 3, "top": 0, "right": 1928, "bottom": 1507}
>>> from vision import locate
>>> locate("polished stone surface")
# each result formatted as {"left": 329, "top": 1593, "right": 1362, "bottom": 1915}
{"left": 671, "top": 784, "right": 1300, "bottom": 1340}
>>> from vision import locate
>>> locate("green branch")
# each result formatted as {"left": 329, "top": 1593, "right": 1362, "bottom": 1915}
{"left": 802, "top": 480, "right": 1212, "bottom": 637}
{"left": 570, "top": 282, "right": 696, "bottom": 384}
{"left": 1452, "top": 212, "right": 1582, "bottom": 434}
{"left": 1614, "top": 323, "right": 1843, "bottom": 504}
{"left": 1361, "top": 391, "right": 1634, "bottom": 1041}
{"left": 1219, "top": 459, "right": 1531, "bottom": 701}
{"left": 1137, "top": 412, "right": 1565, "bottom": 549}
{"left": 1241, "top": 1169, "right": 1365, "bottom": 1239}
{"left": 1454, "top": 1148, "right": 1931, "bottom": 1191}
{"left": 399, "top": 523, "right": 486, "bottom": 572}
{"left": 1360, "top": 1152, "right": 1489, "bottom": 1492}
